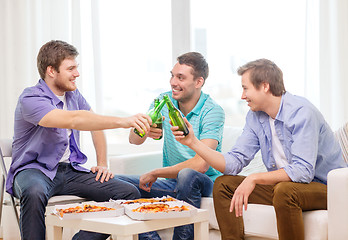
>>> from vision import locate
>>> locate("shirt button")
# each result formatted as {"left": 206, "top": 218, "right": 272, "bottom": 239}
{"left": 64, "top": 143, "right": 67, "bottom": 146}
{"left": 272, "top": 164, "right": 276, "bottom": 168}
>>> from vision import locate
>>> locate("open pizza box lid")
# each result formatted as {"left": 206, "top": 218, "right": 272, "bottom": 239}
{"left": 51, "top": 201, "right": 124, "bottom": 220}
{"left": 114, "top": 196, "right": 197, "bottom": 220}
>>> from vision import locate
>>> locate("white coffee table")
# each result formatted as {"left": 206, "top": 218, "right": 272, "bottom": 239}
{"left": 46, "top": 208, "right": 209, "bottom": 240}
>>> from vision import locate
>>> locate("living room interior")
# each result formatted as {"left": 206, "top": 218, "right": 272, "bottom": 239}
{"left": 0, "top": 0, "right": 348, "bottom": 239}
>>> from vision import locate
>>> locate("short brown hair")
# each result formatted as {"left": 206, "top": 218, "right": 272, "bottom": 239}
{"left": 237, "top": 59, "right": 285, "bottom": 96}
{"left": 37, "top": 40, "right": 79, "bottom": 79}
{"left": 177, "top": 52, "right": 209, "bottom": 84}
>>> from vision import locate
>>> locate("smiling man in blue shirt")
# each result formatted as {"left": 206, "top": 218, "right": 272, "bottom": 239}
{"left": 172, "top": 58, "right": 346, "bottom": 240}
{"left": 6, "top": 40, "right": 153, "bottom": 240}
{"left": 117, "top": 52, "right": 225, "bottom": 240}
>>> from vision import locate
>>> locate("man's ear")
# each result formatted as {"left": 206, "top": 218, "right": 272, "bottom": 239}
{"left": 195, "top": 77, "right": 205, "bottom": 88}
{"left": 262, "top": 82, "right": 270, "bottom": 93}
{"left": 46, "top": 66, "right": 55, "bottom": 78}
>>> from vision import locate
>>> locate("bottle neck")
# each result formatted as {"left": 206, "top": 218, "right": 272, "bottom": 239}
{"left": 154, "top": 99, "right": 166, "bottom": 113}
{"left": 154, "top": 99, "right": 160, "bottom": 108}
{"left": 164, "top": 97, "right": 175, "bottom": 111}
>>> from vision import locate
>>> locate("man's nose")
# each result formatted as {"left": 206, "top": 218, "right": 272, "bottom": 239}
{"left": 241, "top": 91, "right": 246, "bottom": 100}
{"left": 170, "top": 77, "right": 177, "bottom": 85}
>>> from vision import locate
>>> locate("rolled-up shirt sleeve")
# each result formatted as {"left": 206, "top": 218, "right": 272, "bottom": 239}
{"left": 282, "top": 108, "right": 319, "bottom": 183}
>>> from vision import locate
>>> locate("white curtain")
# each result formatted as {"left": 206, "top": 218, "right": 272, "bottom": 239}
{"left": 0, "top": 0, "right": 347, "bottom": 140}
{"left": 318, "top": 0, "right": 348, "bottom": 130}
{"left": 0, "top": 0, "right": 83, "bottom": 139}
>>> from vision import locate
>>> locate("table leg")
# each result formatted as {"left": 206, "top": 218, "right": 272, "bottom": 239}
{"left": 46, "top": 225, "right": 63, "bottom": 240}
{"left": 194, "top": 220, "right": 209, "bottom": 240}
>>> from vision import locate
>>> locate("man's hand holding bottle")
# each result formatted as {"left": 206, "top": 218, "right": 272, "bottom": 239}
{"left": 134, "top": 98, "right": 166, "bottom": 139}
{"left": 147, "top": 116, "right": 165, "bottom": 140}
{"left": 171, "top": 118, "right": 197, "bottom": 148}
{"left": 125, "top": 113, "right": 153, "bottom": 136}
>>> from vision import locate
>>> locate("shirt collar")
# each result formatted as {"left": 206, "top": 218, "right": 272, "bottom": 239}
{"left": 257, "top": 92, "right": 289, "bottom": 124}
{"left": 172, "top": 92, "right": 208, "bottom": 118}
{"left": 275, "top": 92, "right": 290, "bottom": 122}
{"left": 190, "top": 92, "right": 208, "bottom": 116}
{"left": 38, "top": 79, "right": 73, "bottom": 107}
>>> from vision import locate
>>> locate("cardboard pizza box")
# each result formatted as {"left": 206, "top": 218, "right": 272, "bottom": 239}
{"left": 52, "top": 201, "right": 124, "bottom": 220}
{"left": 115, "top": 197, "right": 197, "bottom": 220}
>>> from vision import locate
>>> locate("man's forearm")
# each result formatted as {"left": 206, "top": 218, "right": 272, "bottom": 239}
{"left": 91, "top": 130, "right": 108, "bottom": 167}
{"left": 152, "top": 157, "right": 209, "bottom": 179}
{"left": 39, "top": 109, "right": 127, "bottom": 131}
{"left": 248, "top": 169, "right": 291, "bottom": 185}
{"left": 66, "top": 111, "right": 127, "bottom": 131}
{"left": 190, "top": 137, "right": 226, "bottom": 173}
{"left": 153, "top": 138, "right": 220, "bottom": 179}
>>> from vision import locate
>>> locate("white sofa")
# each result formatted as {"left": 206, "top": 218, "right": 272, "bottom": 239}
{"left": 109, "top": 126, "right": 348, "bottom": 240}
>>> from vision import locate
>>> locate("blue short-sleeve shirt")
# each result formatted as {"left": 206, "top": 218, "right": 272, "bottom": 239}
{"left": 155, "top": 91, "right": 225, "bottom": 181}
{"left": 6, "top": 79, "right": 91, "bottom": 194}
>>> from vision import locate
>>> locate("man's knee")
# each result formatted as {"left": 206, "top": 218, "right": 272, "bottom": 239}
{"left": 272, "top": 182, "right": 297, "bottom": 209}
{"left": 110, "top": 180, "right": 141, "bottom": 200}
{"left": 213, "top": 175, "right": 244, "bottom": 198}
{"left": 21, "top": 184, "right": 49, "bottom": 205}
{"left": 177, "top": 168, "right": 197, "bottom": 181}
{"left": 176, "top": 168, "right": 204, "bottom": 194}
{"left": 128, "top": 185, "right": 141, "bottom": 199}
{"left": 176, "top": 168, "right": 204, "bottom": 188}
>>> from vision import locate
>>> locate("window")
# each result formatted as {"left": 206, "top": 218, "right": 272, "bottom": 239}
{"left": 80, "top": 0, "right": 172, "bottom": 156}
{"left": 79, "top": 0, "right": 308, "bottom": 158}
{"left": 191, "top": 0, "right": 307, "bottom": 126}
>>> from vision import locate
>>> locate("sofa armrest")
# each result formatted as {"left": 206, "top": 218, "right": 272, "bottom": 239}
{"left": 109, "top": 151, "right": 163, "bottom": 175}
{"left": 328, "top": 167, "right": 348, "bottom": 240}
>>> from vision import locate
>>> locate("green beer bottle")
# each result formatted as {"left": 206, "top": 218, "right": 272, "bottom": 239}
{"left": 153, "top": 99, "right": 163, "bottom": 140}
{"left": 134, "top": 98, "right": 166, "bottom": 138}
{"left": 163, "top": 94, "right": 189, "bottom": 136}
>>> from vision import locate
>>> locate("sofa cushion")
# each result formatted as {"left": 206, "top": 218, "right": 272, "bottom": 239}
{"left": 244, "top": 205, "right": 327, "bottom": 240}
{"left": 302, "top": 210, "right": 328, "bottom": 240}
{"left": 201, "top": 200, "right": 328, "bottom": 240}
{"left": 221, "top": 127, "right": 267, "bottom": 176}
{"left": 243, "top": 204, "right": 278, "bottom": 239}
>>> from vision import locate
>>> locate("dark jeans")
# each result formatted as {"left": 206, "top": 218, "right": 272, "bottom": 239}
{"left": 12, "top": 162, "right": 140, "bottom": 240}
{"left": 213, "top": 175, "right": 327, "bottom": 240}
{"left": 116, "top": 168, "right": 214, "bottom": 240}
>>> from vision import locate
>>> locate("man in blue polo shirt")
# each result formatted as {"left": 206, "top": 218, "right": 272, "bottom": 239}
{"left": 6, "top": 40, "right": 152, "bottom": 240}
{"left": 117, "top": 52, "right": 225, "bottom": 240}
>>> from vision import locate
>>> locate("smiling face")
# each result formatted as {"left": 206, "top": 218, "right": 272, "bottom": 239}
{"left": 241, "top": 70, "right": 269, "bottom": 112}
{"left": 170, "top": 62, "right": 201, "bottom": 103}
{"left": 49, "top": 58, "right": 80, "bottom": 95}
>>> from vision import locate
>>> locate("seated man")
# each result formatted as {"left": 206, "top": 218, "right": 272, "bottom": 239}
{"left": 117, "top": 52, "right": 225, "bottom": 240}
{"left": 172, "top": 58, "right": 346, "bottom": 240}
{"left": 6, "top": 40, "right": 152, "bottom": 240}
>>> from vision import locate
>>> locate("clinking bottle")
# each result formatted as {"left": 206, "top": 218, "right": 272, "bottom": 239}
{"left": 163, "top": 94, "right": 189, "bottom": 136}
{"left": 153, "top": 99, "right": 163, "bottom": 140}
{"left": 134, "top": 98, "right": 166, "bottom": 138}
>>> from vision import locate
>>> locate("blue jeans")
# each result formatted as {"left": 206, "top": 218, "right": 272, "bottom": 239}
{"left": 12, "top": 162, "right": 140, "bottom": 240}
{"left": 116, "top": 168, "right": 214, "bottom": 240}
